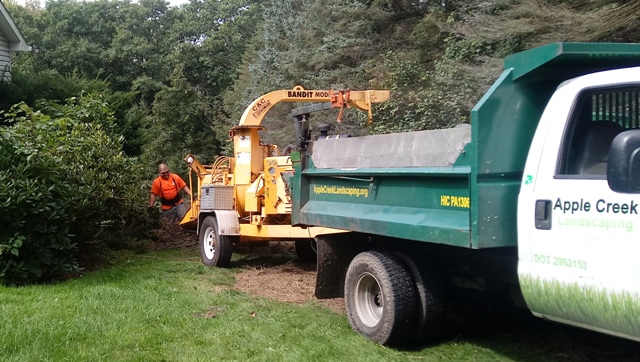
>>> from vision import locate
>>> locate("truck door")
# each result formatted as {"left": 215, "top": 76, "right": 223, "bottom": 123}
{"left": 518, "top": 71, "right": 640, "bottom": 341}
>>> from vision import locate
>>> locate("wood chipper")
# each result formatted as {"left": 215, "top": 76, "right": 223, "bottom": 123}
{"left": 179, "top": 86, "right": 390, "bottom": 267}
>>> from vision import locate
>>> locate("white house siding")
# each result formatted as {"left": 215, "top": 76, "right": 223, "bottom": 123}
{"left": 0, "top": 32, "right": 10, "bottom": 81}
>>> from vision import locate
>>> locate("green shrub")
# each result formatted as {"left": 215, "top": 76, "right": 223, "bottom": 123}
{"left": 0, "top": 98, "right": 146, "bottom": 285}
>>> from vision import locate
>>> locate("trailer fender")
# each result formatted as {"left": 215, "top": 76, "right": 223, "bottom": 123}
{"left": 197, "top": 210, "right": 240, "bottom": 236}
{"left": 315, "top": 233, "right": 368, "bottom": 299}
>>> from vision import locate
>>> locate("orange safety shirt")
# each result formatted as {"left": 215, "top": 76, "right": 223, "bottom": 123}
{"left": 151, "top": 173, "right": 187, "bottom": 210}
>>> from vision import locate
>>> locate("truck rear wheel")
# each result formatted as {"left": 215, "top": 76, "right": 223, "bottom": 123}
{"left": 395, "top": 252, "right": 445, "bottom": 343}
{"left": 199, "top": 216, "right": 234, "bottom": 268}
{"left": 344, "top": 251, "right": 417, "bottom": 346}
{"left": 294, "top": 239, "right": 317, "bottom": 262}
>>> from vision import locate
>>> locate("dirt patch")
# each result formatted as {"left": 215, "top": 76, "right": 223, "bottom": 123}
{"left": 232, "top": 243, "right": 345, "bottom": 314}
{"left": 151, "top": 233, "right": 345, "bottom": 314}
{"left": 234, "top": 259, "right": 345, "bottom": 314}
{"left": 150, "top": 219, "right": 198, "bottom": 250}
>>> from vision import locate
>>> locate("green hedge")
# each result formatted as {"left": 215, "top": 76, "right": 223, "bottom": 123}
{"left": 0, "top": 98, "right": 146, "bottom": 285}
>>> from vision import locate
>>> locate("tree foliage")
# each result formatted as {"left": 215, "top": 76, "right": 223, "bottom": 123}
{"left": 13, "top": 0, "right": 175, "bottom": 92}
{"left": 141, "top": 66, "right": 230, "bottom": 171}
{"left": 234, "top": 0, "right": 640, "bottom": 139}
{"left": 7, "top": 0, "right": 263, "bottom": 162}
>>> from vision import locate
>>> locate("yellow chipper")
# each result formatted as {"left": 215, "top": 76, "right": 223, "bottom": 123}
{"left": 179, "top": 86, "right": 390, "bottom": 267}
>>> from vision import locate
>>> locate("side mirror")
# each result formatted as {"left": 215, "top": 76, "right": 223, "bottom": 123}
{"left": 608, "top": 129, "right": 640, "bottom": 193}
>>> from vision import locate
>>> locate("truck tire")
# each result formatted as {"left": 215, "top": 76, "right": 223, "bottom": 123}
{"left": 395, "top": 252, "right": 445, "bottom": 343}
{"left": 344, "top": 251, "right": 417, "bottom": 346}
{"left": 199, "top": 216, "right": 234, "bottom": 268}
{"left": 294, "top": 239, "right": 317, "bottom": 262}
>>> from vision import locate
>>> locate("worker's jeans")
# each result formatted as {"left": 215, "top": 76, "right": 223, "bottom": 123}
{"left": 163, "top": 203, "right": 187, "bottom": 223}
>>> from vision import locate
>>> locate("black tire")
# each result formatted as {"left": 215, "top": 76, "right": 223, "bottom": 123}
{"left": 395, "top": 253, "right": 445, "bottom": 344}
{"left": 199, "top": 216, "right": 234, "bottom": 267}
{"left": 344, "top": 251, "right": 417, "bottom": 346}
{"left": 295, "top": 239, "right": 317, "bottom": 262}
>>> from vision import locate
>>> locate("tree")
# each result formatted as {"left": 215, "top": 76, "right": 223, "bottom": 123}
{"left": 141, "top": 66, "right": 229, "bottom": 172}
{"left": 165, "top": 0, "right": 264, "bottom": 98}
{"left": 14, "top": 0, "right": 176, "bottom": 92}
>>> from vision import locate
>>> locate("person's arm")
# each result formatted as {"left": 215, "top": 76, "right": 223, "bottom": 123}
{"left": 149, "top": 192, "right": 157, "bottom": 208}
{"left": 149, "top": 178, "right": 160, "bottom": 208}
{"left": 182, "top": 185, "right": 192, "bottom": 198}
{"left": 174, "top": 175, "right": 192, "bottom": 198}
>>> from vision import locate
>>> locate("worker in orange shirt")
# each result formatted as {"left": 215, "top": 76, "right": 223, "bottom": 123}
{"left": 148, "top": 163, "right": 193, "bottom": 222}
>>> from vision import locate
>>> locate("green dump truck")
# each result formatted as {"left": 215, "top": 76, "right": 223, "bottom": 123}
{"left": 290, "top": 43, "right": 640, "bottom": 346}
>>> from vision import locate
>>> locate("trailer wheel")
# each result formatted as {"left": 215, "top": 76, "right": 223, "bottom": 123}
{"left": 199, "top": 216, "right": 234, "bottom": 268}
{"left": 344, "top": 251, "right": 417, "bottom": 346}
{"left": 294, "top": 239, "right": 317, "bottom": 262}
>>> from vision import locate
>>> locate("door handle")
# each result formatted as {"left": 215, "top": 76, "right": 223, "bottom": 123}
{"left": 535, "top": 200, "right": 552, "bottom": 230}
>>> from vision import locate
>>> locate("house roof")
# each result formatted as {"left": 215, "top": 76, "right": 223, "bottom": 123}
{"left": 0, "top": 1, "right": 30, "bottom": 51}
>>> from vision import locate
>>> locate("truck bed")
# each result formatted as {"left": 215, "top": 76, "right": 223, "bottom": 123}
{"left": 291, "top": 125, "right": 506, "bottom": 248}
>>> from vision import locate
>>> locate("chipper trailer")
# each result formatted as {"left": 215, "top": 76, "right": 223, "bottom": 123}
{"left": 290, "top": 43, "right": 640, "bottom": 346}
{"left": 179, "top": 86, "right": 390, "bottom": 267}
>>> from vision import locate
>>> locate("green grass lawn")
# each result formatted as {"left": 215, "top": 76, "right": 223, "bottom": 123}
{"left": 1, "top": 246, "right": 639, "bottom": 362}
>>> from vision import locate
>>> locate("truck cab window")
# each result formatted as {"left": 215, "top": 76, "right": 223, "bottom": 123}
{"left": 558, "top": 87, "right": 640, "bottom": 177}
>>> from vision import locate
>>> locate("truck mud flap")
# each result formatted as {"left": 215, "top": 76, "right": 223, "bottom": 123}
{"left": 315, "top": 233, "right": 368, "bottom": 299}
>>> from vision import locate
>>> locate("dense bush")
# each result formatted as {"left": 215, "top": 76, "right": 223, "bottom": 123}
{"left": 0, "top": 97, "right": 146, "bottom": 285}
{"left": 0, "top": 65, "right": 146, "bottom": 156}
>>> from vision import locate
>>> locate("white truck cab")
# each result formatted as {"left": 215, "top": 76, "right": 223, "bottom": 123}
{"left": 519, "top": 66, "right": 640, "bottom": 341}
